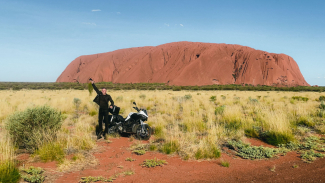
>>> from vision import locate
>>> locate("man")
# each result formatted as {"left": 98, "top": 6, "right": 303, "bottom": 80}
{"left": 90, "top": 78, "right": 114, "bottom": 139}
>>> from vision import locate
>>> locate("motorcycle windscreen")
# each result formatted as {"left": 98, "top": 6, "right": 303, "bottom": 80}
{"left": 130, "top": 113, "right": 143, "bottom": 121}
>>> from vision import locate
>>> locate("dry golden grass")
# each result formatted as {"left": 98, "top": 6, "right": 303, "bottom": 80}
{"left": 0, "top": 89, "right": 324, "bottom": 162}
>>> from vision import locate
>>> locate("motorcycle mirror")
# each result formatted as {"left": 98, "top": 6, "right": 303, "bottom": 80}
{"left": 133, "top": 102, "right": 136, "bottom": 105}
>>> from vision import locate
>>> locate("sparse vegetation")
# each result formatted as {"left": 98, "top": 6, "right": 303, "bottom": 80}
{"left": 220, "top": 160, "right": 230, "bottom": 167}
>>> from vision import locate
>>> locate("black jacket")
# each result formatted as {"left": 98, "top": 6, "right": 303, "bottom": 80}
{"left": 92, "top": 83, "right": 114, "bottom": 110}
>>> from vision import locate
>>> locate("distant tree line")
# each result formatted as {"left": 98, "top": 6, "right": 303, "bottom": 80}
{"left": 0, "top": 82, "right": 324, "bottom": 92}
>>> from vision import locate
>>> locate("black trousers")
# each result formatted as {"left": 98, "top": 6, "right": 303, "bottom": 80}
{"left": 97, "top": 109, "right": 112, "bottom": 135}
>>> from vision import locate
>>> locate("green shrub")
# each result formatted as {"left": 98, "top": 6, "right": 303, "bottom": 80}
{"left": 319, "top": 96, "right": 325, "bottom": 101}
{"left": 149, "top": 144, "right": 157, "bottom": 151}
{"left": 261, "top": 131, "right": 295, "bottom": 146}
{"left": 35, "top": 142, "right": 64, "bottom": 163}
{"left": 5, "top": 106, "right": 63, "bottom": 151}
{"left": 184, "top": 94, "right": 192, "bottom": 100}
{"left": 0, "top": 161, "right": 20, "bottom": 183}
{"left": 154, "top": 125, "right": 164, "bottom": 139}
{"left": 161, "top": 140, "right": 180, "bottom": 154}
{"left": 224, "top": 119, "right": 242, "bottom": 131}
{"left": 209, "top": 96, "right": 217, "bottom": 102}
{"left": 215, "top": 105, "right": 225, "bottom": 115}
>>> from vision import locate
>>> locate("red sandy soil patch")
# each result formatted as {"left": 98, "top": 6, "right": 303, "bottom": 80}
{"left": 22, "top": 137, "right": 325, "bottom": 183}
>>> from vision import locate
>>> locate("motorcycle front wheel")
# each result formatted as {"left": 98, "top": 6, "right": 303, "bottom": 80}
{"left": 136, "top": 124, "right": 151, "bottom": 140}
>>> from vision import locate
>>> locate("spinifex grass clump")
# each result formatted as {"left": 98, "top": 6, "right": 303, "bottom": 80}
{"left": 0, "top": 161, "right": 20, "bottom": 183}
{"left": 261, "top": 131, "right": 295, "bottom": 146}
{"left": 195, "top": 143, "right": 221, "bottom": 160}
{"left": 160, "top": 140, "right": 180, "bottom": 154}
{"left": 5, "top": 106, "right": 62, "bottom": 151}
{"left": 227, "top": 140, "right": 287, "bottom": 159}
{"left": 35, "top": 142, "right": 64, "bottom": 163}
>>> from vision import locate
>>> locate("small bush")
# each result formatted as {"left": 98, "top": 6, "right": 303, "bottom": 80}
{"left": 261, "top": 131, "right": 295, "bottom": 146}
{"left": 88, "top": 110, "right": 97, "bottom": 116}
{"left": 0, "top": 161, "right": 20, "bottom": 183}
{"left": 5, "top": 106, "right": 62, "bottom": 151}
{"left": 149, "top": 144, "right": 157, "bottom": 151}
{"left": 319, "top": 96, "right": 325, "bottom": 101}
{"left": 35, "top": 142, "right": 64, "bottom": 163}
{"left": 172, "top": 86, "right": 181, "bottom": 91}
{"left": 209, "top": 96, "right": 217, "bottom": 102}
{"left": 141, "top": 158, "right": 167, "bottom": 168}
{"left": 161, "top": 140, "right": 180, "bottom": 154}
{"left": 184, "top": 94, "right": 192, "bottom": 100}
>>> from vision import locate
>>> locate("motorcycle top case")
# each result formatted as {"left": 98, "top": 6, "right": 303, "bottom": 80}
{"left": 109, "top": 105, "right": 120, "bottom": 115}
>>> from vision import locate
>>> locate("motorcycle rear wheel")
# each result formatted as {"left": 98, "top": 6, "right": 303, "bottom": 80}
{"left": 136, "top": 124, "right": 151, "bottom": 140}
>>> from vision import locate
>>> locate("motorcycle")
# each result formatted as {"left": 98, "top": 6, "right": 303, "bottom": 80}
{"left": 107, "top": 102, "right": 152, "bottom": 140}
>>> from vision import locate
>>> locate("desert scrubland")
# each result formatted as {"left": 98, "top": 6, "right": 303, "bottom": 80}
{"left": 1, "top": 89, "right": 325, "bottom": 182}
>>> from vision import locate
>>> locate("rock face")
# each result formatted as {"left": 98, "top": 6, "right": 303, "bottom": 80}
{"left": 56, "top": 42, "right": 309, "bottom": 86}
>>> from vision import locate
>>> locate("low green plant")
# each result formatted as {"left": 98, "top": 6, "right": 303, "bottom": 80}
{"left": 0, "top": 161, "right": 20, "bottom": 183}
{"left": 244, "top": 127, "right": 260, "bottom": 138}
{"left": 79, "top": 176, "right": 114, "bottom": 183}
{"left": 184, "top": 94, "right": 192, "bottom": 100}
{"left": 21, "top": 166, "right": 45, "bottom": 183}
{"left": 319, "top": 96, "right": 325, "bottom": 102}
{"left": 149, "top": 144, "right": 158, "bottom": 151}
{"left": 270, "top": 165, "right": 276, "bottom": 172}
{"left": 301, "top": 150, "right": 324, "bottom": 162}
{"left": 122, "top": 169, "right": 134, "bottom": 176}
{"left": 125, "top": 157, "right": 136, "bottom": 162}
{"left": 35, "top": 142, "right": 65, "bottom": 163}
{"left": 160, "top": 140, "right": 180, "bottom": 154}
{"left": 220, "top": 160, "right": 230, "bottom": 167}
{"left": 227, "top": 140, "right": 286, "bottom": 159}
{"left": 132, "top": 150, "right": 146, "bottom": 155}
{"left": 141, "top": 158, "right": 167, "bottom": 168}
{"left": 209, "top": 96, "right": 216, "bottom": 102}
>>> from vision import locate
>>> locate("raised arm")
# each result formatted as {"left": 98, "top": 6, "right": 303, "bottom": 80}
{"left": 91, "top": 80, "right": 101, "bottom": 95}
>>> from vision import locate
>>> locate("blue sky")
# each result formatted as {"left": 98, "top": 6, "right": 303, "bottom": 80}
{"left": 0, "top": 0, "right": 324, "bottom": 85}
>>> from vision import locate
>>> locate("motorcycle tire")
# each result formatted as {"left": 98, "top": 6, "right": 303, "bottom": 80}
{"left": 136, "top": 124, "right": 151, "bottom": 140}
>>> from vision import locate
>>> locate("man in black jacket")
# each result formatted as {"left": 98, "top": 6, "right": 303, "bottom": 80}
{"left": 90, "top": 79, "right": 114, "bottom": 139}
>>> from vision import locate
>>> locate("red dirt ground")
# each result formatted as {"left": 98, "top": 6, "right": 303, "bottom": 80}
{"left": 18, "top": 137, "right": 325, "bottom": 183}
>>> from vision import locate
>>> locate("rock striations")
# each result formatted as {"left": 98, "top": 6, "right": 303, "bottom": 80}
{"left": 56, "top": 42, "right": 309, "bottom": 86}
